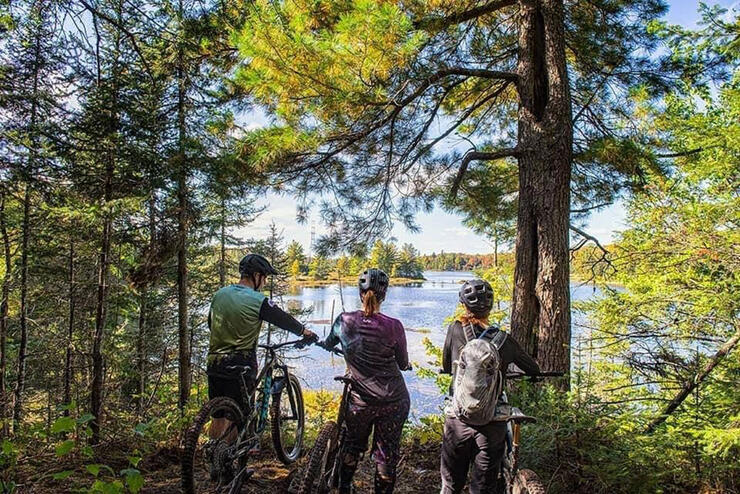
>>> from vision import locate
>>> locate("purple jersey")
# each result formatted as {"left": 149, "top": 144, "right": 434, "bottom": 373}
{"left": 325, "top": 311, "right": 410, "bottom": 405}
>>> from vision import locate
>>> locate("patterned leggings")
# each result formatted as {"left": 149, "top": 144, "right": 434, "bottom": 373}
{"left": 341, "top": 395, "right": 410, "bottom": 491}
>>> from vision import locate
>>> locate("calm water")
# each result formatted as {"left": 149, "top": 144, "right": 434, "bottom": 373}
{"left": 268, "top": 271, "right": 600, "bottom": 419}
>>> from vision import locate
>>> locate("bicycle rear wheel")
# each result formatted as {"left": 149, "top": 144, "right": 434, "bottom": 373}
{"left": 271, "top": 374, "right": 305, "bottom": 464}
{"left": 512, "top": 468, "right": 547, "bottom": 494}
{"left": 297, "top": 421, "right": 339, "bottom": 494}
{"left": 182, "top": 397, "right": 246, "bottom": 494}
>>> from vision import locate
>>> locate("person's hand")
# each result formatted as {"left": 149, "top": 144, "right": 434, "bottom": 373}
{"left": 302, "top": 328, "right": 319, "bottom": 343}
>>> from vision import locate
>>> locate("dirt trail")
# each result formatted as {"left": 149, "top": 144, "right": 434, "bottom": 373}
{"left": 142, "top": 442, "right": 442, "bottom": 494}
{"left": 24, "top": 442, "right": 442, "bottom": 493}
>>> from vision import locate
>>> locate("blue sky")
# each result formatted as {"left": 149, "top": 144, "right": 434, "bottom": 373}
{"left": 237, "top": 0, "right": 738, "bottom": 255}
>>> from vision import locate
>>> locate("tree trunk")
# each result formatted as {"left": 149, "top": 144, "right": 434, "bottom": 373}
{"left": 176, "top": 0, "right": 191, "bottom": 411}
{"left": 91, "top": 164, "right": 113, "bottom": 444}
{"left": 90, "top": 2, "right": 121, "bottom": 443}
{"left": 63, "top": 239, "right": 75, "bottom": 416}
{"left": 511, "top": 0, "right": 572, "bottom": 385}
{"left": 136, "top": 184, "right": 157, "bottom": 415}
{"left": 493, "top": 229, "right": 498, "bottom": 268}
{"left": 13, "top": 9, "right": 44, "bottom": 430}
{"left": 136, "top": 293, "right": 147, "bottom": 414}
{"left": 0, "top": 192, "right": 11, "bottom": 437}
{"left": 13, "top": 183, "right": 31, "bottom": 433}
{"left": 219, "top": 197, "right": 226, "bottom": 287}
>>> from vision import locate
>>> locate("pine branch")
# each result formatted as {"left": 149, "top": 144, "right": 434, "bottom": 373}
{"left": 645, "top": 327, "right": 740, "bottom": 434}
{"left": 449, "top": 148, "right": 519, "bottom": 200}
{"left": 415, "top": 0, "right": 517, "bottom": 31}
{"left": 77, "top": 0, "right": 155, "bottom": 82}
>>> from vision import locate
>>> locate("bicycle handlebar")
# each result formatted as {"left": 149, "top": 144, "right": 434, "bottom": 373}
{"left": 258, "top": 337, "right": 317, "bottom": 351}
{"left": 506, "top": 371, "right": 565, "bottom": 380}
{"left": 316, "top": 340, "right": 344, "bottom": 356}
{"left": 316, "top": 341, "right": 412, "bottom": 371}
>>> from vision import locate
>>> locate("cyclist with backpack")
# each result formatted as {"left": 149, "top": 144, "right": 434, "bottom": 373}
{"left": 322, "top": 268, "right": 411, "bottom": 494}
{"left": 440, "top": 279, "right": 540, "bottom": 494}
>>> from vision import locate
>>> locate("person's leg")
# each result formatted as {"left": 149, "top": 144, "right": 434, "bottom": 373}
{"left": 207, "top": 352, "right": 257, "bottom": 444}
{"left": 440, "top": 416, "right": 475, "bottom": 494}
{"left": 339, "top": 400, "right": 375, "bottom": 493}
{"left": 370, "top": 398, "right": 410, "bottom": 494}
{"left": 469, "top": 421, "right": 508, "bottom": 494}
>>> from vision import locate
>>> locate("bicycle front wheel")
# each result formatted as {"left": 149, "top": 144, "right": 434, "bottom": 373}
{"left": 512, "top": 468, "right": 547, "bottom": 494}
{"left": 181, "top": 396, "right": 246, "bottom": 494}
{"left": 270, "top": 373, "right": 305, "bottom": 464}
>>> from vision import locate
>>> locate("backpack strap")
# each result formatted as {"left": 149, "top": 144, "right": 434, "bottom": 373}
{"left": 490, "top": 327, "right": 508, "bottom": 350}
{"left": 463, "top": 323, "right": 477, "bottom": 343}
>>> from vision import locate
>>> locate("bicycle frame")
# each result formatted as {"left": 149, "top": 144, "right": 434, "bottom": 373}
{"left": 229, "top": 341, "right": 303, "bottom": 458}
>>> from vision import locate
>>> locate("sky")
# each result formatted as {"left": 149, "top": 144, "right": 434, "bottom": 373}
{"left": 235, "top": 0, "right": 738, "bottom": 255}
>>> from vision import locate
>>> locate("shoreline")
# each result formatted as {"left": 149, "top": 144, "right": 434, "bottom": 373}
{"left": 288, "top": 273, "right": 622, "bottom": 289}
{"left": 288, "top": 276, "right": 425, "bottom": 287}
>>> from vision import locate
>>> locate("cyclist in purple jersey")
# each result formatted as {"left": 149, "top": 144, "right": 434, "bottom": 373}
{"left": 323, "top": 268, "right": 410, "bottom": 494}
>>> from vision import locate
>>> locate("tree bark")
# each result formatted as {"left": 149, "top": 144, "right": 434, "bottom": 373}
{"left": 136, "top": 292, "right": 147, "bottom": 414}
{"left": 176, "top": 0, "right": 191, "bottom": 412}
{"left": 63, "top": 239, "right": 75, "bottom": 416}
{"left": 645, "top": 328, "right": 740, "bottom": 434}
{"left": 13, "top": 185, "right": 31, "bottom": 432}
{"left": 219, "top": 197, "right": 226, "bottom": 287}
{"left": 90, "top": 1, "right": 121, "bottom": 443}
{"left": 0, "top": 192, "right": 11, "bottom": 437}
{"left": 90, "top": 160, "right": 114, "bottom": 445}
{"left": 13, "top": 7, "right": 45, "bottom": 430}
{"left": 510, "top": 0, "right": 572, "bottom": 385}
{"left": 136, "top": 190, "right": 156, "bottom": 415}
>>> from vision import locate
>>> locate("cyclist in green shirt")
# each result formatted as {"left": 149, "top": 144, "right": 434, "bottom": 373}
{"left": 207, "top": 253, "right": 317, "bottom": 440}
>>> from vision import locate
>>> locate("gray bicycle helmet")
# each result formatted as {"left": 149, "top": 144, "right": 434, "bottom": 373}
{"left": 459, "top": 279, "right": 494, "bottom": 315}
{"left": 358, "top": 268, "right": 389, "bottom": 302}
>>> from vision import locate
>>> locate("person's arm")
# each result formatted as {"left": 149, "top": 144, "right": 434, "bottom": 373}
{"left": 323, "top": 314, "right": 343, "bottom": 349}
{"left": 507, "top": 336, "right": 540, "bottom": 375}
{"left": 441, "top": 323, "right": 455, "bottom": 374}
{"left": 258, "top": 298, "right": 306, "bottom": 337}
{"left": 394, "top": 322, "right": 410, "bottom": 370}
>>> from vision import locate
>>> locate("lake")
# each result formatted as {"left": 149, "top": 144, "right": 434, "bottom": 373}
{"left": 270, "top": 270, "right": 601, "bottom": 419}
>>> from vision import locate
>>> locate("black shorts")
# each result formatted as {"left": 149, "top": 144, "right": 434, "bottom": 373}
{"left": 207, "top": 351, "right": 258, "bottom": 415}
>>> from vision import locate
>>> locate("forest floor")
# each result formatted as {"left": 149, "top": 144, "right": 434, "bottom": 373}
{"left": 20, "top": 439, "right": 443, "bottom": 493}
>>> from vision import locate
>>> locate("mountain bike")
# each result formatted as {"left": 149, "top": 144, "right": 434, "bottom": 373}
{"left": 297, "top": 345, "right": 412, "bottom": 494}
{"left": 494, "top": 371, "right": 564, "bottom": 494}
{"left": 182, "top": 338, "right": 313, "bottom": 494}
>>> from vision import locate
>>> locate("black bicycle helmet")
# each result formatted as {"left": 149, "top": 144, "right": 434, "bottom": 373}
{"left": 239, "top": 253, "right": 279, "bottom": 277}
{"left": 358, "top": 268, "right": 389, "bottom": 302}
{"left": 459, "top": 279, "right": 494, "bottom": 315}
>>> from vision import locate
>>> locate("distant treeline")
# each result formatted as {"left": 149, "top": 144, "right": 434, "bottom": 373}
{"left": 418, "top": 247, "right": 615, "bottom": 282}
{"left": 230, "top": 237, "right": 426, "bottom": 282}
{"left": 418, "top": 252, "right": 514, "bottom": 271}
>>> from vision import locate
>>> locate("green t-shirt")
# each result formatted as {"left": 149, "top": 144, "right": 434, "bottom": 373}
{"left": 208, "top": 284, "right": 266, "bottom": 358}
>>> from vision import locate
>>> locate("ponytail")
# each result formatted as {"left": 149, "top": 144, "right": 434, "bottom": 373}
{"left": 458, "top": 308, "right": 490, "bottom": 328}
{"left": 362, "top": 289, "right": 381, "bottom": 316}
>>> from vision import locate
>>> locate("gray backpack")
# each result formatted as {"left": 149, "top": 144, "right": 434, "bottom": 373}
{"left": 451, "top": 324, "right": 507, "bottom": 425}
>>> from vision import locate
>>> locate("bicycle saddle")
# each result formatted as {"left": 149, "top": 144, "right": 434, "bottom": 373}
{"left": 492, "top": 404, "right": 537, "bottom": 423}
{"left": 334, "top": 375, "right": 356, "bottom": 385}
{"left": 225, "top": 364, "right": 253, "bottom": 373}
